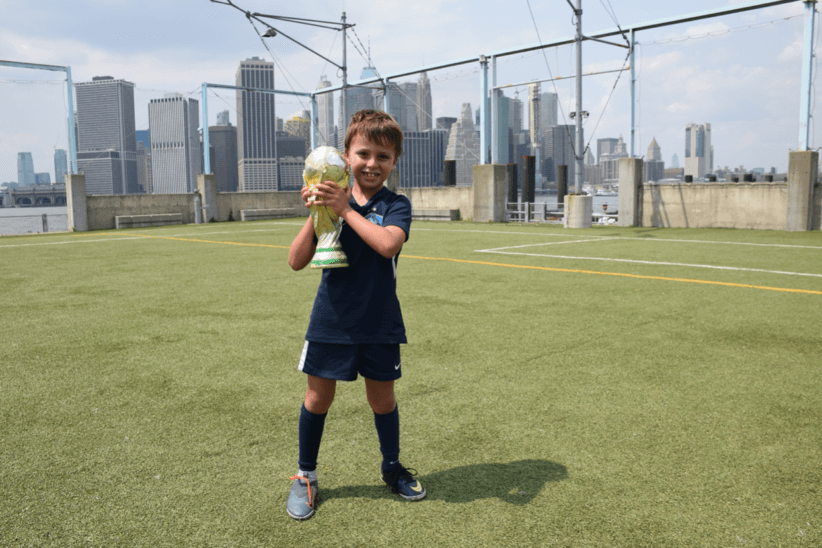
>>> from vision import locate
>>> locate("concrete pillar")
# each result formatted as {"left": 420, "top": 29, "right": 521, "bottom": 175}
{"left": 65, "top": 172, "right": 88, "bottom": 232}
{"left": 197, "top": 173, "right": 217, "bottom": 223}
{"left": 618, "top": 158, "right": 643, "bottom": 227}
{"left": 786, "top": 150, "right": 818, "bottom": 231}
{"left": 521, "top": 156, "right": 536, "bottom": 203}
{"left": 473, "top": 164, "right": 507, "bottom": 222}
{"left": 557, "top": 165, "right": 568, "bottom": 207}
{"left": 506, "top": 164, "right": 518, "bottom": 203}
{"left": 564, "top": 195, "right": 593, "bottom": 229}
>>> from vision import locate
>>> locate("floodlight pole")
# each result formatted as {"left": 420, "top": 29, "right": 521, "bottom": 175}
{"left": 573, "top": 0, "right": 584, "bottom": 194}
{"left": 798, "top": 0, "right": 817, "bottom": 151}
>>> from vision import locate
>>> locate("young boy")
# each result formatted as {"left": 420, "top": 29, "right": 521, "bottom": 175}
{"left": 286, "top": 109, "right": 425, "bottom": 520}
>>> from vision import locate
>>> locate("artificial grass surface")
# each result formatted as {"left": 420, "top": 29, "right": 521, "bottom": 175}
{"left": 1, "top": 220, "right": 821, "bottom": 547}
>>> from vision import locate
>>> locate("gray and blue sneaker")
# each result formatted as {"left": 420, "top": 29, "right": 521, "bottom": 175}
{"left": 381, "top": 464, "right": 426, "bottom": 501}
{"left": 287, "top": 471, "right": 318, "bottom": 520}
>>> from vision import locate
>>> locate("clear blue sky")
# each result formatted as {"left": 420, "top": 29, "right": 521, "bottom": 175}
{"left": 0, "top": 0, "right": 815, "bottom": 182}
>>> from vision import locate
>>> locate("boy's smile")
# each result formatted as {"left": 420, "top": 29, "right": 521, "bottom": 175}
{"left": 344, "top": 134, "right": 398, "bottom": 202}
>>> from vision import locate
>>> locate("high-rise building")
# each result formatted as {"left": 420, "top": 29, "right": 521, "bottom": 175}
{"left": 416, "top": 72, "right": 432, "bottom": 132}
{"left": 216, "top": 110, "right": 230, "bottom": 126}
{"left": 597, "top": 137, "right": 619, "bottom": 164}
{"left": 35, "top": 173, "right": 51, "bottom": 185}
{"left": 54, "top": 149, "right": 68, "bottom": 184}
{"left": 75, "top": 76, "right": 138, "bottom": 194}
{"left": 539, "top": 92, "right": 558, "bottom": 134}
{"left": 685, "top": 123, "right": 712, "bottom": 178}
{"left": 509, "top": 94, "right": 523, "bottom": 136}
{"left": 399, "top": 82, "right": 418, "bottom": 133}
{"left": 236, "top": 57, "right": 278, "bottom": 191}
{"left": 599, "top": 135, "right": 627, "bottom": 185}
{"left": 644, "top": 137, "right": 665, "bottom": 183}
{"left": 17, "top": 152, "right": 35, "bottom": 187}
{"left": 317, "top": 75, "right": 335, "bottom": 148}
{"left": 136, "top": 141, "right": 152, "bottom": 193}
{"left": 208, "top": 124, "right": 239, "bottom": 192}
{"left": 543, "top": 125, "right": 580, "bottom": 184}
{"left": 528, "top": 83, "right": 541, "bottom": 152}
{"left": 444, "top": 103, "right": 480, "bottom": 187}
{"left": 338, "top": 64, "right": 379, "bottom": 146}
{"left": 148, "top": 93, "right": 201, "bottom": 194}
{"left": 671, "top": 153, "right": 680, "bottom": 168}
{"left": 397, "top": 129, "right": 448, "bottom": 188}
{"left": 278, "top": 156, "right": 305, "bottom": 191}
{"left": 285, "top": 115, "right": 311, "bottom": 158}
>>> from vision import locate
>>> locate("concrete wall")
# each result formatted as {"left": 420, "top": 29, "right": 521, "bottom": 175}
{"left": 216, "top": 191, "right": 308, "bottom": 222}
{"left": 642, "top": 182, "right": 789, "bottom": 230}
{"left": 814, "top": 182, "right": 822, "bottom": 230}
{"left": 87, "top": 194, "right": 198, "bottom": 230}
{"left": 398, "top": 186, "right": 473, "bottom": 221}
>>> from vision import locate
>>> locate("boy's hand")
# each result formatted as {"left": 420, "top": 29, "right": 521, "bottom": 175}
{"left": 312, "top": 181, "right": 352, "bottom": 217}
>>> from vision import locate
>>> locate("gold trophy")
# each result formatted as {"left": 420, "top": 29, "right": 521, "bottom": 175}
{"left": 303, "top": 146, "right": 351, "bottom": 269}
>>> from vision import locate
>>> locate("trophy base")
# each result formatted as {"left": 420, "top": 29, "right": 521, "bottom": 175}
{"left": 310, "top": 248, "right": 349, "bottom": 269}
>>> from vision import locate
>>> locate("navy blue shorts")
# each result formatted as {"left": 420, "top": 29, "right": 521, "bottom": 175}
{"left": 298, "top": 341, "right": 402, "bottom": 382}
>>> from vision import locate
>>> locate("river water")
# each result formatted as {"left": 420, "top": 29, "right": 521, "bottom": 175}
{"left": 0, "top": 207, "right": 69, "bottom": 236}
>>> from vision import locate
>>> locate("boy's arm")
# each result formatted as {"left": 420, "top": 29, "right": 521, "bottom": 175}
{"left": 312, "top": 181, "right": 406, "bottom": 259}
{"left": 288, "top": 187, "right": 318, "bottom": 270}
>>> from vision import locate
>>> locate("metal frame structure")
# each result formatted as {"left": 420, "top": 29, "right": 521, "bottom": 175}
{"left": 200, "top": 82, "right": 313, "bottom": 180}
{"left": 312, "top": 0, "right": 813, "bottom": 179}
{"left": 0, "top": 59, "right": 77, "bottom": 174}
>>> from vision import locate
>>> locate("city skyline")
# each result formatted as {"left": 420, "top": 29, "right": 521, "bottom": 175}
{"left": 0, "top": 0, "right": 815, "bottom": 183}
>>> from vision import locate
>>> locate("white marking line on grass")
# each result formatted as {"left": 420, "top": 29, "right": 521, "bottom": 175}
{"left": 476, "top": 249, "right": 822, "bottom": 278}
{"left": 417, "top": 226, "right": 822, "bottom": 250}
{"left": 0, "top": 237, "right": 145, "bottom": 248}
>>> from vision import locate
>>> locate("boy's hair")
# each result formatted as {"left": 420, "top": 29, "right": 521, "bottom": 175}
{"left": 344, "top": 109, "right": 403, "bottom": 158}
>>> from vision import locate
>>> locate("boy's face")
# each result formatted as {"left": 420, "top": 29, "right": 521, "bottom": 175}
{"left": 343, "top": 133, "right": 398, "bottom": 194}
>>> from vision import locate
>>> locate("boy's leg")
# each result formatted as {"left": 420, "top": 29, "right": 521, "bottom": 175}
{"left": 288, "top": 375, "right": 336, "bottom": 520}
{"left": 365, "top": 378, "right": 426, "bottom": 501}
{"left": 365, "top": 378, "right": 399, "bottom": 471}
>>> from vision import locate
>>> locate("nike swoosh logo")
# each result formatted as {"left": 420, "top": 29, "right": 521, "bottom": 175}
{"left": 410, "top": 482, "right": 423, "bottom": 493}
{"left": 394, "top": 363, "right": 401, "bottom": 370}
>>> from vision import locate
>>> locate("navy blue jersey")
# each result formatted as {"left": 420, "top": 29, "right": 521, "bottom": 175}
{"left": 305, "top": 187, "right": 412, "bottom": 344}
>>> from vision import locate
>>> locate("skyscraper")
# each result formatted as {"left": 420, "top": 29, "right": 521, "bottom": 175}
{"left": 685, "top": 123, "right": 712, "bottom": 178}
{"left": 397, "top": 129, "right": 448, "bottom": 188}
{"left": 54, "top": 149, "right": 68, "bottom": 184}
{"left": 399, "top": 81, "right": 418, "bottom": 133}
{"left": 644, "top": 137, "right": 665, "bottom": 183}
{"left": 416, "top": 72, "right": 432, "bottom": 132}
{"left": 74, "top": 76, "right": 138, "bottom": 194}
{"left": 338, "top": 64, "right": 379, "bottom": 146}
{"left": 493, "top": 91, "right": 512, "bottom": 164}
{"left": 209, "top": 124, "right": 239, "bottom": 192}
{"left": 317, "top": 75, "right": 335, "bottom": 148}
{"left": 539, "top": 92, "right": 558, "bottom": 133}
{"left": 543, "top": 125, "right": 580, "bottom": 184}
{"left": 527, "top": 83, "right": 541, "bottom": 152}
{"left": 597, "top": 137, "right": 619, "bottom": 164}
{"left": 236, "top": 57, "right": 278, "bottom": 191}
{"left": 285, "top": 114, "right": 311, "bottom": 158}
{"left": 216, "top": 110, "right": 230, "bottom": 126}
{"left": 17, "top": 152, "right": 35, "bottom": 187}
{"left": 148, "top": 93, "right": 201, "bottom": 194}
{"left": 509, "top": 94, "right": 523, "bottom": 136}
{"left": 444, "top": 103, "right": 481, "bottom": 187}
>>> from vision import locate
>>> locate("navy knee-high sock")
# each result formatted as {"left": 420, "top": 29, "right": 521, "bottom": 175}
{"left": 298, "top": 403, "right": 327, "bottom": 472}
{"left": 373, "top": 405, "right": 400, "bottom": 474}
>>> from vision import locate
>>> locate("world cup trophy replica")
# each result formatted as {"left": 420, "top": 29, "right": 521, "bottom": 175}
{"left": 303, "top": 146, "right": 351, "bottom": 269}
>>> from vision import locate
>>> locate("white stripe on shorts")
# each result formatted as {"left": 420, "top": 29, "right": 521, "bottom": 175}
{"left": 298, "top": 340, "right": 309, "bottom": 371}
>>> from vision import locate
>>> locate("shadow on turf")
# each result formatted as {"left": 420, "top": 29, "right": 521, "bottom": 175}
{"left": 321, "top": 459, "right": 567, "bottom": 505}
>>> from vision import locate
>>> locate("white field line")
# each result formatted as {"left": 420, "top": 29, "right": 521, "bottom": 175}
{"left": 417, "top": 226, "right": 822, "bottom": 250}
{"left": 0, "top": 227, "right": 291, "bottom": 249}
{"left": 476, "top": 249, "right": 822, "bottom": 278}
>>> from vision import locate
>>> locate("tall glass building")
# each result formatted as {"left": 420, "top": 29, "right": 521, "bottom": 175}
{"left": 236, "top": 57, "right": 278, "bottom": 191}
{"left": 53, "top": 149, "right": 68, "bottom": 184}
{"left": 74, "top": 76, "right": 138, "bottom": 194}
{"left": 17, "top": 152, "right": 35, "bottom": 187}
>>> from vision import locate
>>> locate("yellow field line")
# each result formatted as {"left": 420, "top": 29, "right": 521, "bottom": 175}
{"left": 403, "top": 255, "right": 822, "bottom": 295}
{"left": 134, "top": 233, "right": 289, "bottom": 249}
{"left": 130, "top": 233, "right": 821, "bottom": 295}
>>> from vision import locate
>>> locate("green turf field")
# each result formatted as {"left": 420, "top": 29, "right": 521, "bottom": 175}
{"left": 1, "top": 220, "right": 820, "bottom": 547}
